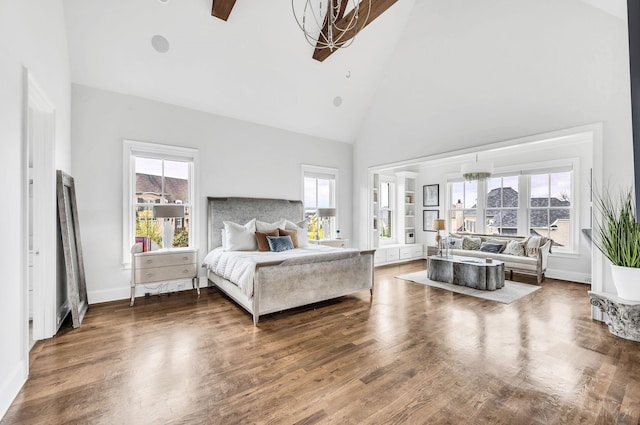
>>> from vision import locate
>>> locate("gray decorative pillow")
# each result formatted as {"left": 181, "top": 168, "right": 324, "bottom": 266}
{"left": 462, "top": 236, "right": 481, "bottom": 250}
{"left": 479, "top": 242, "right": 503, "bottom": 253}
{"left": 503, "top": 240, "right": 525, "bottom": 256}
{"left": 485, "top": 239, "right": 508, "bottom": 253}
{"left": 267, "top": 235, "right": 294, "bottom": 252}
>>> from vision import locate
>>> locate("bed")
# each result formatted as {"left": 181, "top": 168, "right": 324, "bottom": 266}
{"left": 203, "top": 197, "right": 374, "bottom": 325}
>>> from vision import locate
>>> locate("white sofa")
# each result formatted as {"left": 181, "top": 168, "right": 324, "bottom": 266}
{"left": 445, "top": 233, "right": 551, "bottom": 284}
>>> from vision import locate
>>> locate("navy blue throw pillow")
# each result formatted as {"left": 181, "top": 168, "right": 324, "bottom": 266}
{"left": 479, "top": 242, "right": 503, "bottom": 253}
{"left": 267, "top": 235, "right": 294, "bottom": 252}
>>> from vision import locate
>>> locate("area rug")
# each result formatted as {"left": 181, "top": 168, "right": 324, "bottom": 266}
{"left": 395, "top": 271, "right": 540, "bottom": 304}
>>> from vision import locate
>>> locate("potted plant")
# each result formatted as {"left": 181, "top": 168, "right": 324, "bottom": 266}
{"left": 592, "top": 187, "right": 640, "bottom": 300}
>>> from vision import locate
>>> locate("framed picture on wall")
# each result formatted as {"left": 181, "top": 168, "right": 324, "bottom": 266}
{"left": 423, "top": 210, "right": 439, "bottom": 231}
{"left": 423, "top": 184, "right": 439, "bottom": 207}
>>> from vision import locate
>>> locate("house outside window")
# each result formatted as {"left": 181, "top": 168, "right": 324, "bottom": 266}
{"left": 123, "top": 140, "right": 199, "bottom": 266}
{"left": 486, "top": 176, "right": 519, "bottom": 235}
{"left": 302, "top": 165, "right": 337, "bottom": 240}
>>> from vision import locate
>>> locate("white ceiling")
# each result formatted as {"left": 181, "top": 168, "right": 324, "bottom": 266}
{"left": 62, "top": 0, "right": 625, "bottom": 144}
{"left": 63, "top": 0, "right": 416, "bottom": 143}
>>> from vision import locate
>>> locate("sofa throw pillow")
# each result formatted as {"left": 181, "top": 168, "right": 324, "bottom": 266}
{"left": 462, "top": 236, "right": 482, "bottom": 250}
{"left": 267, "top": 235, "right": 294, "bottom": 252}
{"left": 277, "top": 228, "right": 299, "bottom": 248}
{"left": 485, "top": 239, "right": 508, "bottom": 253}
{"left": 503, "top": 240, "right": 525, "bottom": 256}
{"left": 525, "top": 236, "right": 542, "bottom": 258}
{"left": 479, "top": 242, "right": 503, "bottom": 253}
{"left": 285, "top": 219, "right": 309, "bottom": 247}
{"left": 256, "top": 218, "right": 287, "bottom": 233}
{"left": 224, "top": 220, "right": 258, "bottom": 251}
{"left": 256, "top": 230, "right": 279, "bottom": 251}
{"left": 449, "top": 237, "right": 464, "bottom": 249}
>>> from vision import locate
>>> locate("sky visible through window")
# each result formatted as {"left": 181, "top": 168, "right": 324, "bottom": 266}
{"left": 135, "top": 157, "right": 189, "bottom": 179}
{"left": 304, "top": 177, "right": 331, "bottom": 208}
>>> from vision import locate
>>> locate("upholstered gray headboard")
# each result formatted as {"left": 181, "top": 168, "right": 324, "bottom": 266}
{"left": 207, "top": 197, "right": 304, "bottom": 252}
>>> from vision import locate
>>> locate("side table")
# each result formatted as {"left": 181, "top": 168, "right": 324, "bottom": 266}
{"left": 131, "top": 248, "right": 199, "bottom": 306}
{"left": 589, "top": 291, "right": 640, "bottom": 342}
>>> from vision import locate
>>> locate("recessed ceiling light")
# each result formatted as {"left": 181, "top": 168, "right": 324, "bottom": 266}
{"left": 158, "top": 0, "right": 170, "bottom": 3}
{"left": 151, "top": 35, "right": 170, "bottom": 53}
{"left": 345, "top": 71, "right": 351, "bottom": 79}
{"left": 333, "top": 96, "right": 343, "bottom": 107}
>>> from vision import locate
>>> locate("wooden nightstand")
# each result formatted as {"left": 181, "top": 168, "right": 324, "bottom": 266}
{"left": 426, "top": 245, "right": 438, "bottom": 256}
{"left": 309, "top": 238, "right": 350, "bottom": 248}
{"left": 130, "top": 248, "right": 199, "bottom": 306}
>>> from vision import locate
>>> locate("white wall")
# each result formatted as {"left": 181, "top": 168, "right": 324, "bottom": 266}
{"left": 70, "top": 84, "right": 353, "bottom": 303}
{"left": 354, "top": 0, "right": 633, "bottom": 294}
{"left": 0, "top": 0, "right": 71, "bottom": 419}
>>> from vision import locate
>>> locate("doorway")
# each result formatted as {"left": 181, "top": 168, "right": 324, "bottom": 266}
{"left": 23, "top": 69, "right": 57, "bottom": 354}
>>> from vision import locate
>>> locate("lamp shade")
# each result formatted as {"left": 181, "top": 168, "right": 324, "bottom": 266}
{"left": 153, "top": 205, "right": 184, "bottom": 218}
{"left": 317, "top": 208, "right": 336, "bottom": 218}
{"left": 433, "top": 219, "right": 446, "bottom": 231}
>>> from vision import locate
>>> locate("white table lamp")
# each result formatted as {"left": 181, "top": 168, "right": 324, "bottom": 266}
{"left": 154, "top": 205, "right": 184, "bottom": 249}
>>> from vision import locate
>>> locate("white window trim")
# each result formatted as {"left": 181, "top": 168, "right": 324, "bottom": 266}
{"left": 301, "top": 164, "right": 339, "bottom": 228}
{"left": 122, "top": 140, "right": 199, "bottom": 268}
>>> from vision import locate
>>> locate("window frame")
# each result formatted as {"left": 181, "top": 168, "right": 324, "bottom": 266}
{"left": 379, "top": 175, "right": 397, "bottom": 245}
{"left": 301, "top": 165, "right": 338, "bottom": 239}
{"left": 122, "top": 140, "right": 199, "bottom": 267}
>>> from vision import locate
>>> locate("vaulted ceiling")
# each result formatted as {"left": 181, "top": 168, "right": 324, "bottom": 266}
{"left": 62, "top": 0, "right": 625, "bottom": 144}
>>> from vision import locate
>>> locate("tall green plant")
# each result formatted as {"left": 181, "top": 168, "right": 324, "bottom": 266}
{"left": 592, "top": 187, "right": 640, "bottom": 268}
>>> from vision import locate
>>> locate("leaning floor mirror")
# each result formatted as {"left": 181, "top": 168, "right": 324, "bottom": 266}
{"left": 56, "top": 170, "right": 89, "bottom": 328}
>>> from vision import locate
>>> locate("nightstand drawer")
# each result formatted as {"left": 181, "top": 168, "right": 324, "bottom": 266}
{"left": 134, "top": 264, "right": 197, "bottom": 284}
{"left": 134, "top": 251, "right": 197, "bottom": 269}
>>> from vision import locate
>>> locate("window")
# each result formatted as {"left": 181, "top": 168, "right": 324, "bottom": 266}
{"left": 302, "top": 166, "right": 337, "bottom": 240}
{"left": 379, "top": 176, "right": 396, "bottom": 243}
{"left": 486, "top": 176, "right": 519, "bottom": 235}
{"left": 530, "top": 171, "right": 572, "bottom": 249}
{"left": 447, "top": 168, "right": 574, "bottom": 252}
{"left": 449, "top": 180, "right": 478, "bottom": 233}
{"left": 123, "top": 141, "right": 198, "bottom": 265}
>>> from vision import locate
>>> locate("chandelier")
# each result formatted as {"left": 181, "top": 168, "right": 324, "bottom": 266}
{"left": 461, "top": 154, "right": 493, "bottom": 181}
{"left": 292, "top": 0, "right": 371, "bottom": 51}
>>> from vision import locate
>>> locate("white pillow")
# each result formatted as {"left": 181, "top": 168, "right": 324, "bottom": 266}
{"left": 223, "top": 219, "right": 258, "bottom": 251}
{"left": 256, "top": 218, "right": 287, "bottom": 232}
{"left": 285, "top": 219, "right": 309, "bottom": 247}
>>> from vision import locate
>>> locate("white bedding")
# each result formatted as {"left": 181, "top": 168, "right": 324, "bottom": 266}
{"left": 202, "top": 245, "right": 357, "bottom": 297}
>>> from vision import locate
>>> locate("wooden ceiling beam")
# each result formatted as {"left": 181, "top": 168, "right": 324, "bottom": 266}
{"left": 211, "top": 0, "right": 237, "bottom": 21}
{"left": 312, "top": 0, "right": 398, "bottom": 62}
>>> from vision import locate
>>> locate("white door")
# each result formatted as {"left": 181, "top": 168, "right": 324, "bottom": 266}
{"left": 24, "top": 70, "right": 57, "bottom": 349}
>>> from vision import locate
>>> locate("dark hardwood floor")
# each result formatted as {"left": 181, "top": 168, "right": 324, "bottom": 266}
{"left": 3, "top": 261, "right": 639, "bottom": 424}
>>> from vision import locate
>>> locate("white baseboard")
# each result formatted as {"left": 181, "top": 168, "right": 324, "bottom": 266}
{"left": 546, "top": 268, "right": 591, "bottom": 284}
{"left": 0, "top": 360, "right": 27, "bottom": 421}
{"left": 88, "top": 277, "right": 206, "bottom": 304}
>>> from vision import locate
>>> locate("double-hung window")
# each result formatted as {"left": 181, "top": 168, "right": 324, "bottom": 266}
{"left": 379, "top": 176, "right": 396, "bottom": 243}
{"left": 123, "top": 140, "right": 199, "bottom": 265}
{"left": 529, "top": 171, "right": 572, "bottom": 249}
{"left": 486, "top": 176, "right": 519, "bottom": 235}
{"left": 302, "top": 165, "right": 337, "bottom": 239}
{"left": 449, "top": 180, "right": 478, "bottom": 233}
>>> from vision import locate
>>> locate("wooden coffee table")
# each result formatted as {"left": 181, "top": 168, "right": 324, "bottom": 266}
{"left": 427, "top": 255, "right": 505, "bottom": 291}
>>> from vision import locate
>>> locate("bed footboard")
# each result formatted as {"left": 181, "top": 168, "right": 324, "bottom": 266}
{"left": 251, "top": 250, "right": 374, "bottom": 325}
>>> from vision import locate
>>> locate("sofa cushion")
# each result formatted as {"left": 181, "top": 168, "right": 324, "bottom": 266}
{"left": 449, "top": 237, "right": 464, "bottom": 249}
{"left": 449, "top": 249, "right": 537, "bottom": 271}
{"left": 479, "top": 242, "right": 503, "bottom": 253}
{"left": 484, "top": 238, "right": 508, "bottom": 253}
{"left": 503, "top": 240, "right": 526, "bottom": 256}
{"left": 462, "top": 236, "right": 482, "bottom": 250}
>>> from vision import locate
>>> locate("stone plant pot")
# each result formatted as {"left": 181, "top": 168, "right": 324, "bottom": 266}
{"left": 610, "top": 264, "right": 640, "bottom": 301}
